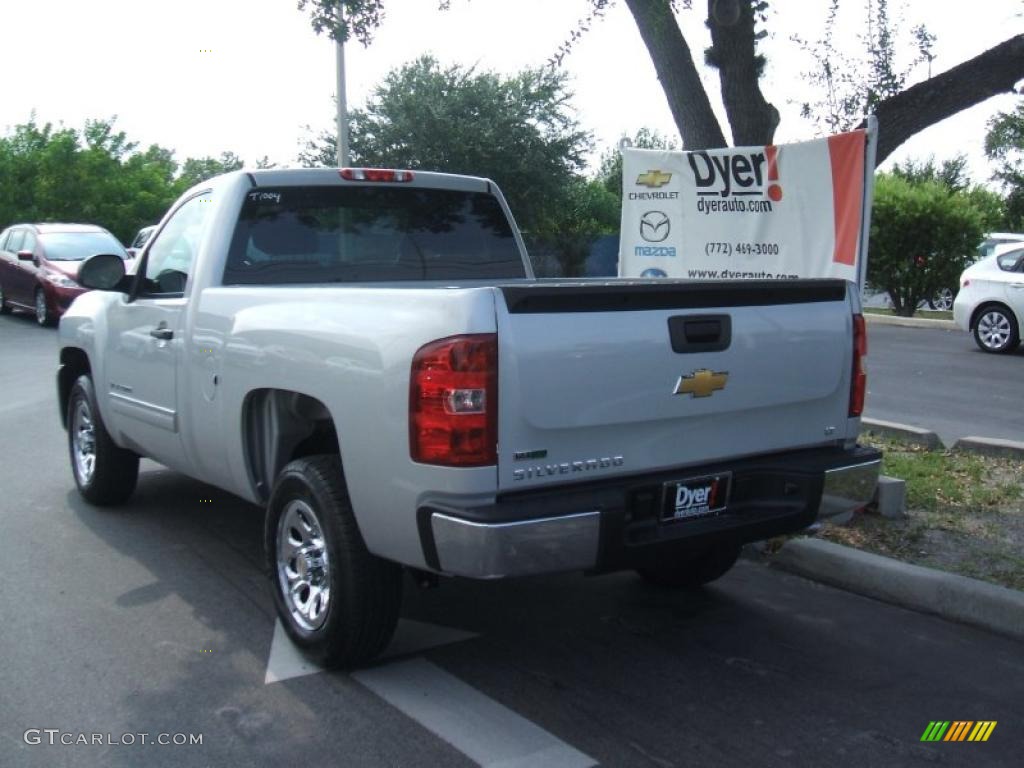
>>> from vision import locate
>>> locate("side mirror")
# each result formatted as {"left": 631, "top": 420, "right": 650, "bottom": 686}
{"left": 17, "top": 250, "right": 33, "bottom": 261}
{"left": 79, "top": 253, "right": 128, "bottom": 291}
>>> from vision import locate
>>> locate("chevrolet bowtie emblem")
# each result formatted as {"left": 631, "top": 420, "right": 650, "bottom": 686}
{"left": 636, "top": 170, "right": 672, "bottom": 188}
{"left": 674, "top": 369, "right": 729, "bottom": 397}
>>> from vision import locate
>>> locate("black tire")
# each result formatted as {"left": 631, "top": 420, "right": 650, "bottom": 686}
{"left": 265, "top": 455, "right": 402, "bottom": 668}
{"left": 0, "top": 281, "right": 10, "bottom": 314}
{"left": 35, "top": 288, "right": 53, "bottom": 327}
{"left": 636, "top": 542, "right": 742, "bottom": 589}
{"left": 972, "top": 304, "right": 1020, "bottom": 354}
{"left": 67, "top": 374, "right": 140, "bottom": 505}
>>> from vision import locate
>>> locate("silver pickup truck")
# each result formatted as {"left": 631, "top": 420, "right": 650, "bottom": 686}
{"left": 58, "top": 168, "right": 880, "bottom": 666}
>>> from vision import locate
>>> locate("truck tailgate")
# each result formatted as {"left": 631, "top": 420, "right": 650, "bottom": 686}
{"left": 494, "top": 280, "right": 854, "bottom": 491}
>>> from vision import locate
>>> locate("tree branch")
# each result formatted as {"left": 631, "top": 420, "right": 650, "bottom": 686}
{"left": 868, "top": 34, "right": 1024, "bottom": 164}
{"left": 624, "top": 0, "right": 726, "bottom": 149}
{"left": 705, "top": 0, "right": 779, "bottom": 145}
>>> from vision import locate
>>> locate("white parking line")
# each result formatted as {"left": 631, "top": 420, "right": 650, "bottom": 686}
{"left": 353, "top": 657, "right": 596, "bottom": 768}
{"left": 264, "top": 618, "right": 479, "bottom": 684}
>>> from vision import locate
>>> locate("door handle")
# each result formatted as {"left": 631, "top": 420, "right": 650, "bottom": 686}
{"left": 1009, "top": 283, "right": 1024, "bottom": 290}
{"left": 149, "top": 326, "right": 174, "bottom": 340}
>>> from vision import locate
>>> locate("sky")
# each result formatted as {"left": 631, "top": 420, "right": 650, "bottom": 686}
{"left": 1, "top": 0, "right": 1021, "bottom": 183}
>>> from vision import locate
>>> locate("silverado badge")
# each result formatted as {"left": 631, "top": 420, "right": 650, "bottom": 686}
{"left": 674, "top": 369, "right": 728, "bottom": 398}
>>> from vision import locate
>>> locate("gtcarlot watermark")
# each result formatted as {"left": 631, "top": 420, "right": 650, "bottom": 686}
{"left": 24, "top": 729, "right": 202, "bottom": 746}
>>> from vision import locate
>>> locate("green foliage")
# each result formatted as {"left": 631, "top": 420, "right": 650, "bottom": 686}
{"left": 796, "top": 0, "right": 936, "bottom": 133}
{"left": 868, "top": 173, "right": 985, "bottom": 316}
{"left": 984, "top": 101, "right": 1024, "bottom": 229}
{"left": 0, "top": 117, "right": 248, "bottom": 245}
{"left": 300, "top": 55, "right": 603, "bottom": 274}
{"left": 177, "top": 152, "right": 244, "bottom": 190}
{"left": 891, "top": 153, "right": 1007, "bottom": 230}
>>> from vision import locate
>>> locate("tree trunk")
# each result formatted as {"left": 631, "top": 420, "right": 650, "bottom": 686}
{"left": 705, "top": 0, "right": 779, "bottom": 146}
{"left": 868, "top": 34, "right": 1024, "bottom": 164}
{"left": 623, "top": 0, "right": 727, "bottom": 150}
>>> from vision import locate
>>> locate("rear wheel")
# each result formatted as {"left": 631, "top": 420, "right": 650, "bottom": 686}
{"left": 266, "top": 455, "right": 402, "bottom": 668}
{"left": 67, "top": 375, "right": 139, "bottom": 505}
{"left": 35, "top": 289, "right": 52, "bottom": 326}
{"left": 928, "top": 287, "right": 955, "bottom": 311}
{"left": 636, "top": 542, "right": 742, "bottom": 589}
{"left": 973, "top": 305, "right": 1020, "bottom": 354}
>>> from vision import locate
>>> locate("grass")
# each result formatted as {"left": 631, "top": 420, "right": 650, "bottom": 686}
{"left": 863, "top": 307, "right": 954, "bottom": 321}
{"left": 810, "top": 435, "right": 1024, "bottom": 591}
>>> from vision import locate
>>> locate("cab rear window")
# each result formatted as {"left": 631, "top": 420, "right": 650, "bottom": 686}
{"left": 223, "top": 186, "right": 526, "bottom": 284}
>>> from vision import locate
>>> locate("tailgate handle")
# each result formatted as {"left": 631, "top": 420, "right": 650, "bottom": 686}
{"left": 668, "top": 314, "right": 731, "bottom": 353}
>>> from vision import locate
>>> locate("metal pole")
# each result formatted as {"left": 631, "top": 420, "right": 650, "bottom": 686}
{"left": 335, "top": 3, "right": 350, "bottom": 167}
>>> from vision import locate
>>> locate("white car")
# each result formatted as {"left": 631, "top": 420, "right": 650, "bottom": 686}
{"left": 953, "top": 242, "right": 1024, "bottom": 353}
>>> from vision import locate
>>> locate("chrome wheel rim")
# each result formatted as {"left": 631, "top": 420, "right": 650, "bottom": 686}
{"left": 932, "top": 288, "right": 954, "bottom": 311}
{"left": 978, "top": 311, "right": 1011, "bottom": 350}
{"left": 71, "top": 399, "right": 97, "bottom": 485}
{"left": 35, "top": 291, "right": 47, "bottom": 325}
{"left": 276, "top": 499, "right": 331, "bottom": 631}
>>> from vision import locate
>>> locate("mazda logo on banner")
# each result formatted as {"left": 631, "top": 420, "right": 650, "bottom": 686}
{"left": 640, "top": 211, "right": 671, "bottom": 242}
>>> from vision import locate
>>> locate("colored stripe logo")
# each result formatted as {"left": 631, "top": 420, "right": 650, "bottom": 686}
{"left": 920, "top": 721, "right": 997, "bottom": 742}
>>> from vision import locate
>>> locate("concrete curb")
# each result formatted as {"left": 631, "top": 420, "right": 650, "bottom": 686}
{"left": 864, "top": 313, "right": 958, "bottom": 331}
{"left": 951, "top": 436, "right": 1024, "bottom": 460}
{"left": 860, "top": 418, "right": 942, "bottom": 450}
{"left": 769, "top": 538, "right": 1024, "bottom": 641}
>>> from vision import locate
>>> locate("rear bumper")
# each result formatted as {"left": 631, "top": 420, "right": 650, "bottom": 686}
{"left": 420, "top": 445, "right": 881, "bottom": 579}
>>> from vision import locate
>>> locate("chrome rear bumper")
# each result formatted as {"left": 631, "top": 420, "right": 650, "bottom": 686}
{"left": 430, "top": 510, "right": 600, "bottom": 579}
{"left": 426, "top": 447, "right": 882, "bottom": 579}
{"left": 817, "top": 458, "right": 882, "bottom": 523}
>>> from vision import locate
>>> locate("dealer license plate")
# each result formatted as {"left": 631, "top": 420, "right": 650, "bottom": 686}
{"left": 661, "top": 473, "right": 731, "bottom": 522}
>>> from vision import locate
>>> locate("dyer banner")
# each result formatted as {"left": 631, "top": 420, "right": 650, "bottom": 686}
{"left": 618, "top": 128, "right": 874, "bottom": 283}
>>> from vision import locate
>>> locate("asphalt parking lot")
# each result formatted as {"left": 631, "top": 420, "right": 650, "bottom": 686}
{"left": 1, "top": 310, "right": 1022, "bottom": 768}
{"left": 864, "top": 323, "right": 1024, "bottom": 445}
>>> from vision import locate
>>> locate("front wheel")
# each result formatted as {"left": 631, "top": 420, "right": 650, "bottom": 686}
{"left": 35, "top": 289, "right": 53, "bottom": 326}
{"left": 67, "top": 375, "right": 139, "bottom": 505}
{"left": 636, "top": 542, "right": 742, "bottom": 589}
{"left": 973, "top": 306, "right": 1020, "bottom": 354}
{"left": 0, "top": 281, "right": 10, "bottom": 314}
{"left": 266, "top": 455, "right": 402, "bottom": 668}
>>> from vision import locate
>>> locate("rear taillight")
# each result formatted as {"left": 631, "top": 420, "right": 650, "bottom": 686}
{"left": 849, "top": 314, "right": 867, "bottom": 417}
{"left": 410, "top": 334, "right": 497, "bottom": 466}
{"left": 339, "top": 168, "right": 414, "bottom": 182}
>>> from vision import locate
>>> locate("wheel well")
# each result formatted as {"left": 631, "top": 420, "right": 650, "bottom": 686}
{"left": 970, "top": 302, "right": 1017, "bottom": 331}
{"left": 58, "top": 348, "right": 91, "bottom": 429}
{"left": 242, "top": 389, "right": 340, "bottom": 501}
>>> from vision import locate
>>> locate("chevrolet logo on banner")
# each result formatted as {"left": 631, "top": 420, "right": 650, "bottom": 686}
{"left": 920, "top": 721, "right": 997, "bottom": 742}
{"left": 636, "top": 170, "right": 672, "bottom": 188}
{"left": 674, "top": 369, "right": 728, "bottom": 398}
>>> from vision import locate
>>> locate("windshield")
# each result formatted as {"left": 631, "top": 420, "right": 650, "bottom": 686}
{"left": 224, "top": 185, "right": 526, "bottom": 284}
{"left": 40, "top": 231, "right": 127, "bottom": 261}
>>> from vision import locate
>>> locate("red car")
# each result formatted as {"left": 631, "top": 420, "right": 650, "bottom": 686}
{"left": 0, "top": 223, "right": 129, "bottom": 326}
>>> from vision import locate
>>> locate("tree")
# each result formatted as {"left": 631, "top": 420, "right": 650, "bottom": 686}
{"left": 176, "top": 152, "right": 244, "bottom": 191}
{"left": 0, "top": 118, "right": 248, "bottom": 244}
{"left": 985, "top": 101, "right": 1024, "bottom": 230}
{"left": 298, "top": 1, "right": 1024, "bottom": 161}
{"left": 300, "top": 55, "right": 593, "bottom": 247}
{"left": 868, "top": 174, "right": 985, "bottom": 316}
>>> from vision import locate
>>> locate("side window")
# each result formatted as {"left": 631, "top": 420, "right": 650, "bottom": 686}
{"left": 7, "top": 230, "right": 25, "bottom": 253}
{"left": 0, "top": 229, "right": 9, "bottom": 251}
{"left": 142, "top": 193, "right": 212, "bottom": 295}
{"left": 22, "top": 231, "right": 37, "bottom": 255}
{"left": 996, "top": 250, "right": 1024, "bottom": 272}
